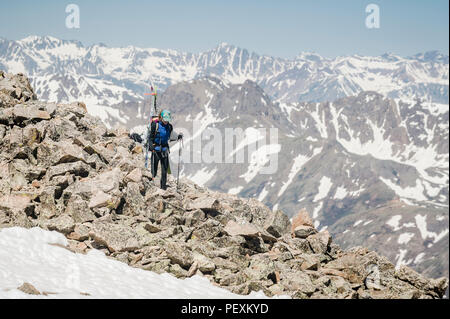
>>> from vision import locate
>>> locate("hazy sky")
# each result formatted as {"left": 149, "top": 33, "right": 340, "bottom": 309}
{"left": 0, "top": 0, "right": 448, "bottom": 58}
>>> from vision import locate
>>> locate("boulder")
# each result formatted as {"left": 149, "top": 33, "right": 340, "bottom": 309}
{"left": 187, "top": 196, "right": 221, "bottom": 213}
{"left": 263, "top": 210, "right": 291, "bottom": 238}
{"left": 224, "top": 220, "right": 260, "bottom": 238}
{"left": 244, "top": 256, "right": 276, "bottom": 281}
{"left": 169, "top": 264, "right": 189, "bottom": 278}
{"left": 395, "top": 265, "right": 448, "bottom": 297}
{"left": 37, "top": 140, "right": 86, "bottom": 166}
{"left": 280, "top": 271, "right": 316, "bottom": 296}
{"left": 89, "top": 221, "right": 140, "bottom": 253}
{"left": 65, "top": 195, "right": 96, "bottom": 223}
{"left": 43, "top": 215, "right": 75, "bottom": 235}
{"left": 291, "top": 208, "right": 314, "bottom": 231}
{"left": 46, "top": 162, "right": 91, "bottom": 180}
{"left": 193, "top": 252, "right": 216, "bottom": 272}
{"left": 293, "top": 225, "right": 317, "bottom": 238}
{"left": 124, "top": 168, "right": 142, "bottom": 183}
{"left": 11, "top": 105, "right": 50, "bottom": 122}
{"left": 164, "top": 242, "right": 194, "bottom": 268}
{"left": 223, "top": 220, "right": 277, "bottom": 242}
{"left": 144, "top": 223, "right": 162, "bottom": 233}
{"left": 299, "top": 254, "right": 321, "bottom": 271}
{"left": 0, "top": 194, "right": 33, "bottom": 213}
{"left": 307, "top": 230, "right": 332, "bottom": 254}
{"left": 325, "top": 253, "right": 366, "bottom": 284}
{"left": 88, "top": 191, "right": 116, "bottom": 209}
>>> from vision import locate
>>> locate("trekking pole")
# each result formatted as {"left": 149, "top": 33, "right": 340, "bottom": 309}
{"left": 176, "top": 137, "right": 183, "bottom": 191}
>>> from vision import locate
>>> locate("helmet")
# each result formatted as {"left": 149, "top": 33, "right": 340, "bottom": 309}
{"left": 161, "top": 110, "right": 172, "bottom": 122}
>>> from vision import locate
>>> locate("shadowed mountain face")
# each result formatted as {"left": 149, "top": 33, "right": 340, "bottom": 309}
{"left": 0, "top": 37, "right": 448, "bottom": 283}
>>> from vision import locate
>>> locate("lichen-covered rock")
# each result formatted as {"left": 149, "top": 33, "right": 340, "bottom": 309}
{"left": 0, "top": 73, "right": 37, "bottom": 108}
{"left": 89, "top": 220, "right": 140, "bottom": 253}
{"left": 263, "top": 210, "right": 291, "bottom": 238}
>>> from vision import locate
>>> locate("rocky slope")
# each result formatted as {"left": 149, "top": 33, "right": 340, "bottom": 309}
{"left": 1, "top": 36, "right": 448, "bottom": 282}
{"left": 0, "top": 71, "right": 448, "bottom": 299}
{"left": 55, "top": 75, "right": 449, "bottom": 282}
{"left": 160, "top": 78, "right": 449, "bottom": 281}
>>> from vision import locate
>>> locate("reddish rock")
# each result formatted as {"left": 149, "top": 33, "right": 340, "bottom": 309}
{"left": 31, "top": 180, "right": 41, "bottom": 188}
{"left": 291, "top": 208, "right": 314, "bottom": 233}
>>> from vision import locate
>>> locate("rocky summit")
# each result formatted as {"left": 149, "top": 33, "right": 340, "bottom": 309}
{"left": 0, "top": 71, "right": 448, "bottom": 299}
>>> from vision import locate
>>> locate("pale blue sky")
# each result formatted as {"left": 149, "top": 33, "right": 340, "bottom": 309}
{"left": 0, "top": 0, "right": 448, "bottom": 58}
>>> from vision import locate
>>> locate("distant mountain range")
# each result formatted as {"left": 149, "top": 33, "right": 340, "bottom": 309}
{"left": 0, "top": 36, "right": 448, "bottom": 281}
{"left": 0, "top": 35, "right": 448, "bottom": 107}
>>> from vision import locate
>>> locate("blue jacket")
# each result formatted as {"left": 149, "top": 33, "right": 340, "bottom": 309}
{"left": 149, "top": 120, "right": 176, "bottom": 152}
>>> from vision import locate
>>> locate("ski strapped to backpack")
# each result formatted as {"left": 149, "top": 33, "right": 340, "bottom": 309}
{"left": 144, "top": 78, "right": 159, "bottom": 169}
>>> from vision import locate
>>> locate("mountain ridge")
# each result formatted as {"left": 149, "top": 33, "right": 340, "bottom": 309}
{"left": 1, "top": 36, "right": 448, "bottom": 107}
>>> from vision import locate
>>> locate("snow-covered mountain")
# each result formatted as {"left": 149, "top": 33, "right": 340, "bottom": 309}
{"left": 0, "top": 36, "right": 448, "bottom": 107}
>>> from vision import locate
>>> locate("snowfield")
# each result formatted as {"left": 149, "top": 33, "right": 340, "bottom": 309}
{"left": 0, "top": 227, "right": 289, "bottom": 299}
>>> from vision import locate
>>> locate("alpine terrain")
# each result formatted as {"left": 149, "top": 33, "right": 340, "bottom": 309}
{"left": 0, "top": 36, "right": 448, "bottom": 287}
{"left": 0, "top": 72, "right": 448, "bottom": 299}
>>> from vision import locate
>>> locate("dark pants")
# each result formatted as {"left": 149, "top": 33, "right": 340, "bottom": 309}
{"left": 151, "top": 151, "right": 169, "bottom": 190}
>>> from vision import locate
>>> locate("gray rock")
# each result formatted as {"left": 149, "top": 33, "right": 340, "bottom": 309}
{"left": 164, "top": 242, "right": 194, "bottom": 268}
{"left": 42, "top": 215, "right": 75, "bottom": 234}
{"left": 144, "top": 223, "right": 162, "bottom": 233}
{"left": 280, "top": 271, "right": 316, "bottom": 296}
{"left": 307, "top": 230, "right": 332, "bottom": 254}
{"left": 89, "top": 221, "right": 140, "bottom": 253}
{"left": 263, "top": 210, "right": 291, "bottom": 238}
{"left": 65, "top": 195, "right": 96, "bottom": 223}
{"left": 187, "top": 196, "right": 221, "bottom": 213}
{"left": 244, "top": 256, "right": 276, "bottom": 281}
{"left": 193, "top": 252, "right": 216, "bottom": 272}
{"left": 223, "top": 220, "right": 277, "bottom": 242}
{"left": 293, "top": 225, "right": 317, "bottom": 238}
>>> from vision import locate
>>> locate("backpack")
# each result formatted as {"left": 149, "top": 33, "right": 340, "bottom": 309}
{"left": 153, "top": 118, "right": 172, "bottom": 151}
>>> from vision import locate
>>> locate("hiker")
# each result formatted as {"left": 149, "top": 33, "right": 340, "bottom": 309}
{"left": 148, "top": 109, "right": 183, "bottom": 190}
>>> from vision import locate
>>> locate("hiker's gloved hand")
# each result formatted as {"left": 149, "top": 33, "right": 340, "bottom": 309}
{"left": 177, "top": 133, "right": 183, "bottom": 140}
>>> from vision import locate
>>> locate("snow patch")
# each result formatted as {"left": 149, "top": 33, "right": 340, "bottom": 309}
{"left": 0, "top": 227, "right": 284, "bottom": 299}
{"left": 313, "top": 176, "right": 332, "bottom": 202}
{"left": 228, "top": 186, "right": 243, "bottom": 195}
{"left": 334, "top": 186, "right": 348, "bottom": 200}
{"left": 386, "top": 215, "right": 402, "bottom": 231}
{"left": 278, "top": 147, "right": 322, "bottom": 197}
{"left": 397, "top": 232, "right": 415, "bottom": 245}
